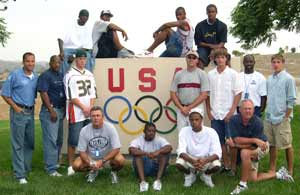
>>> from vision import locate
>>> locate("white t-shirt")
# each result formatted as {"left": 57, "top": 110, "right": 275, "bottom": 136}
{"left": 239, "top": 71, "right": 267, "bottom": 107}
{"left": 177, "top": 126, "right": 222, "bottom": 159}
{"left": 92, "top": 20, "right": 111, "bottom": 57}
{"left": 208, "top": 66, "right": 243, "bottom": 120}
{"left": 62, "top": 22, "right": 93, "bottom": 49}
{"left": 177, "top": 18, "right": 195, "bottom": 56}
{"left": 129, "top": 135, "right": 171, "bottom": 153}
{"left": 64, "top": 66, "right": 97, "bottom": 123}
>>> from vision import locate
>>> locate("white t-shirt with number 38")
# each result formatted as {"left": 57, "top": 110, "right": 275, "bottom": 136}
{"left": 64, "top": 66, "right": 97, "bottom": 123}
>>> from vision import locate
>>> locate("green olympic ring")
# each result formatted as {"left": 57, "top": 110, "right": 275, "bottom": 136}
{"left": 149, "top": 106, "right": 177, "bottom": 134}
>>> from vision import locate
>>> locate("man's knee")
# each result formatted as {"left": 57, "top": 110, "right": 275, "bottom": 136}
{"left": 240, "top": 149, "right": 251, "bottom": 161}
{"left": 72, "top": 157, "right": 84, "bottom": 171}
{"left": 111, "top": 153, "right": 125, "bottom": 167}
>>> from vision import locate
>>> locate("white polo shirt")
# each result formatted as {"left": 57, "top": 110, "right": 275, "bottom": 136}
{"left": 208, "top": 66, "right": 243, "bottom": 120}
{"left": 239, "top": 71, "right": 267, "bottom": 107}
{"left": 177, "top": 126, "right": 222, "bottom": 159}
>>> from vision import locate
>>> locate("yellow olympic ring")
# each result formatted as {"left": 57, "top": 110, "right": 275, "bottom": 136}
{"left": 118, "top": 105, "right": 148, "bottom": 135}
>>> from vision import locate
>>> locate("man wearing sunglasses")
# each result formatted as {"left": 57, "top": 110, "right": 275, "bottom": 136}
{"left": 170, "top": 50, "right": 209, "bottom": 132}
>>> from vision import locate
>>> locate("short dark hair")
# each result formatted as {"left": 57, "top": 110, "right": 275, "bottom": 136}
{"left": 22, "top": 52, "right": 35, "bottom": 62}
{"left": 175, "top": 7, "right": 185, "bottom": 14}
{"left": 206, "top": 4, "right": 217, "bottom": 12}
{"left": 49, "top": 55, "right": 59, "bottom": 64}
{"left": 90, "top": 106, "right": 103, "bottom": 114}
{"left": 144, "top": 122, "right": 156, "bottom": 132}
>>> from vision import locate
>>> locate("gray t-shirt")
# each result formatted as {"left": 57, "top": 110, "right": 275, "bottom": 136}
{"left": 129, "top": 135, "right": 170, "bottom": 153}
{"left": 170, "top": 68, "right": 209, "bottom": 105}
{"left": 77, "top": 122, "right": 121, "bottom": 160}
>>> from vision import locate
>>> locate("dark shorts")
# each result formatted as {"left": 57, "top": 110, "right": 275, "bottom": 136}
{"left": 211, "top": 119, "right": 230, "bottom": 145}
{"left": 160, "top": 31, "right": 183, "bottom": 57}
{"left": 68, "top": 119, "right": 90, "bottom": 147}
{"left": 197, "top": 47, "right": 211, "bottom": 66}
{"left": 96, "top": 29, "right": 118, "bottom": 58}
{"left": 132, "top": 156, "right": 169, "bottom": 177}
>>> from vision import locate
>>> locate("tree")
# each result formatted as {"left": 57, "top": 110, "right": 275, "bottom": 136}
{"left": 230, "top": 0, "right": 300, "bottom": 50}
{"left": 291, "top": 47, "right": 296, "bottom": 53}
{"left": 0, "top": 17, "right": 11, "bottom": 47}
{"left": 232, "top": 50, "right": 245, "bottom": 57}
{"left": 278, "top": 47, "right": 284, "bottom": 54}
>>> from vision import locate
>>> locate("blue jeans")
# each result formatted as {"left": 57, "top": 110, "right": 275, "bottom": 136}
{"left": 68, "top": 119, "right": 90, "bottom": 147}
{"left": 39, "top": 106, "right": 64, "bottom": 174}
{"left": 160, "top": 31, "right": 183, "bottom": 57}
{"left": 197, "top": 47, "right": 211, "bottom": 66}
{"left": 10, "top": 107, "right": 35, "bottom": 179}
{"left": 132, "top": 156, "right": 169, "bottom": 177}
{"left": 60, "top": 48, "right": 94, "bottom": 75}
{"left": 211, "top": 119, "right": 230, "bottom": 145}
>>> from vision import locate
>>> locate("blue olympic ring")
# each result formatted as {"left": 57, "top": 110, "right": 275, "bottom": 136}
{"left": 103, "top": 96, "right": 132, "bottom": 124}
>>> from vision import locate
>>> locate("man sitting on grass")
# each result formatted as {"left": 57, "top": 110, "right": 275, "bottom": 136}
{"left": 129, "top": 122, "right": 172, "bottom": 192}
{"left": 176, "top": 108, "right": 221, "bottom": 188}
{"left": 72, "top": 106, "right": 125, "bottom": 183}
{"left": 229, "top": 100, "right": 294, "bottom": 195}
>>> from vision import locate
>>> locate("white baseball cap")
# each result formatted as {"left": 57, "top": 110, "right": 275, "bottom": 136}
{"left": 189, "top": 108, "right": 204, "bottom": 118}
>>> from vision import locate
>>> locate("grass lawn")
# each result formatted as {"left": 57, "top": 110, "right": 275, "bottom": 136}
{"left": 0, "top": 107, "right": 300, "bottom": 195}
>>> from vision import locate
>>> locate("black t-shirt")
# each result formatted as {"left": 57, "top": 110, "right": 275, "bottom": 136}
{"left": 229, "top": 114, "right": 268, "bottom": 142}
{"left": 194, "top": 19, "right": 227, "bottom": 48}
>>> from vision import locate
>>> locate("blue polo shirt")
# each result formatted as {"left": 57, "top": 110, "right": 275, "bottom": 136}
{"left": 37, "top": 68, "right": 66, "bottom": 108}
{"left": 229, "top": 114, "right": 267, "bottom": 142}
{"left": 1, "top": 68, "right": 38, "bottom": 107}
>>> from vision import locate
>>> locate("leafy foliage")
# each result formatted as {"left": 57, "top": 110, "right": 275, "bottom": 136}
{"left": 230, "top": 0, "right": 300, "bottom": 49}
{"left": 0, "top": 17, "right": 11, "bottom": 47}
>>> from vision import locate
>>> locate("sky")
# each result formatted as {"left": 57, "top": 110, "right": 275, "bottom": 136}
{"left": 0, "top": 0, "right": 300, "bottom": 61}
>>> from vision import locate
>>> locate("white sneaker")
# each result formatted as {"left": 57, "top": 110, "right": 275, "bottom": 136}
{"left": 49, "top": 171, "right": 62, "bottom": 177}
{"left": 200, "top": 173, "right": 215, "bottom": 188}
{"left": 230, "top": 184, "right": 248, "bottom": 194}
{"left": 276, "top": 167, "right": 294, "bottom": 182}
{"left": 139, "top": 181, "right": 149, "bottom": 192}
{"left": 19, "top": 178, "right": 28, "bottom": 184}
{"left": 67, "top": 166, "right": 75, "bottom": 176}
{"left": 184, "top": 172, "right": 196, "bottom": 187}
{"left": 111, "top": 171, "right": 118, "bottom": 184}
{"left": 136, "top": 50, "right": 154, "bottom": 58}
{"left": 153, "top": 180, "right": 162, "bottom": 191}
{"left": 86, "top": 170, "right": 99, "bottom": 183}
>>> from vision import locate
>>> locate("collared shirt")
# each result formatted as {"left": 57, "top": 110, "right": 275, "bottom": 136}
{"left": 170, "top": 68, "right": 209, "bottom": 112}
{"left": 208, "top": 66, "right": 243, "bottom": 120}
{"left": 37, "top": 68, "right": 66, "bottom": 108}
{"left": 229, "top": 114, "right": 267, "bottom": 142}
{"left": 1, "top": 68, "right": 38, "bottom": 106}
{"left": 177, "top": 125, "right": 222, "bottom": 159}
{"left": 240, "top": 71, "right": 267, "bottom": 107}
{"left": 266, "top": 70, "right": 297, "bottom": 124}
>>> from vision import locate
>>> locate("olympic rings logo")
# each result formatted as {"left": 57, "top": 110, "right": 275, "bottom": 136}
{"left": 103, "top": 95, "right": 177, "bottom": 135}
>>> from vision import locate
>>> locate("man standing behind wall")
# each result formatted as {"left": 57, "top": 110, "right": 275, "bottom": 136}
{"left": 170, "top": 50, "right": 209, "bottom": 131}
{"left": 64, "top": 49, "right": 97, "bottom": 176}
{"left": 239, "top": 55, "right": 267, "bottom": 117}
{"left": 264, "top": 54, "right": 296, "bottom": 177}
{"left": 58, "top": 9, "right": 94, "bottom": 74}
{"left": 38, "top": 55, "right": 66, "bottom": 177}
{"left": 1, "top": 52, "right": 38, "bottom": 184}
{"left": 194, "top": 4, "right": 227, "bottom": 68}
{"left": 206, "top": 48, "right": 242, "bottom": 174}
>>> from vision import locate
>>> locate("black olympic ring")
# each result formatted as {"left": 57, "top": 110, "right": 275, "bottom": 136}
{"left": 134, "top": 95, "right": 163, "bottom": 123}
